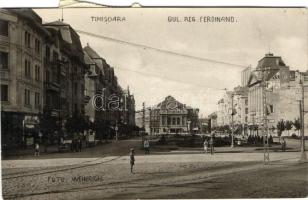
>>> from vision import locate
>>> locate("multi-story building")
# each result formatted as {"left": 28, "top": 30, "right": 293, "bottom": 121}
{"left": 216, "top": 98, "right": 225, "bottom": 127}
{"left": 303, "top": 71, "right": 308, "bottom": 135}
{"left": 83, "top": 44, "right": 121, "bottom": 126}
{"left": 1, "top": 9, "right": 136, "bottom": 149}
{"left": 233, "top": 86, "right": 249, "bottom": 135}
{"left": 44, "top": 21, "right": 86, "bottom": 118}
{"left": 1, "top": 9, "right": 49, "bottom": 147}
{"left": 84, "top": 46, "right": 104, "bottom": 123}
{"left": 247, "top": 53, "right": 306, "bottom": 135}
{"left": 122, "top": 87, "right": 135, "bottom": 126}
{"left": 216, "top": 91, "right": 233, "bottom": 128}
{"left": 84, "top": 44, "right": 136, "bottom": 137}
{"left": 42, "top": 20, "right": 87, "bottom": 142}
{"left": 241, "top": 66, "right": 252, "bottom": 87}
{"left": 215, "top": 85, "right": 249, "bottom": 135}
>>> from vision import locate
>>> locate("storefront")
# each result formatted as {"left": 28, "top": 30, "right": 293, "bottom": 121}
{"left": 1, "top": 112, "right": 40, "bottom": 149}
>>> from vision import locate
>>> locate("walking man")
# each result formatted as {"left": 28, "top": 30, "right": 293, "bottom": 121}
{"left": 203, "top": 139, "right": 208, "bottom": 153}
{"left": 144, "top": 138, "right": 150, "bottom": 154}
{"left": 34, "top": 143, "right": 40, "bottom": 156}
{"left": 209, "top": 137, "right": 214, "bottom": 155}
{"left": 281, "top": 137, "right": 287, "bottom": 152}
{"left": 130, "top": 148, "right": 135, "bottom": 173}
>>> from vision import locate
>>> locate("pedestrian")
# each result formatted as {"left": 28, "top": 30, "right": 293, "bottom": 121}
{"left": 34, "top": 143, "right": 40, "bottom": 156}
{"left": 144, "top": 139, "right": 150, "bottom": 154}
{"left": 78, "top": 139, "right": 82, "bottom": 152}
{"left": 209, "top": 137, "right": 214, "bottom": 155}
{"left": 281, "top": 138, "right": 286, "bottom": 152}
{"left": 203, "top": 139, "right": 208, "bottom": 153}
{"left": 130, "top": 148, "right": 135, "bottom": 173}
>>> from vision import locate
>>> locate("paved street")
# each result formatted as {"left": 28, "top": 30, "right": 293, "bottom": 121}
{"left": 3, "top": 137, "right": 308, "bottom": 160}
{"left": 2, "top": 138, "right": 308, "bottom": 199}
{"left": 2, "top": 145, "right": 308, "bottom": 199}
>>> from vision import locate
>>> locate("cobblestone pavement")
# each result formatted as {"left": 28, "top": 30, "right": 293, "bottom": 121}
{"left": 2, "top": 152, "right": 307, "bottom": 199}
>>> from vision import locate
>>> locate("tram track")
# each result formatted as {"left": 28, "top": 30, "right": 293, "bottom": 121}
{"left": 2, "top": 156, "right": 123, "bottom": 180}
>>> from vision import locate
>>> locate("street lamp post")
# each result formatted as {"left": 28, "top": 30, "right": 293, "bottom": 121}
{"left": 230, "top": 93, "right": 234, "bottom": 148}
{"left": 299, "top": 79, "right": 307, "bottom": 162}
{"left": 115, "top": 120, "right": 118, "bottom": 141}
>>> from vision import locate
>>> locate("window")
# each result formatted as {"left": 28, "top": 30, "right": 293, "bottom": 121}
{"left": 0, "top": 52, "right": 8, "bottom": 69}
{"left": 53, "top": 51, "right": 58, "bottom": 62}
{"left": 81, "top": 84, "right": 84, "bottom": 95}
{"left": 267, "top": 105, "right": 274, "bottom": 115}
{"left": 1, "top": 84, "right": 8, "bottom": 101}
{"left": 245, "top": 108, "right": 248, "bottom": 114}
{"left": 35, "top": 92, "right": 40, "bottom": 108}
{"left": 35, "top": 39, "right": 40, "bottom": 54}
{"left": 0, "top": 20, "right": 8, "bottom": 36}
{"left": 177, "top": 118, "right": 180, "bottom": 125}
{"left": 25, "top": 31, "right": 31, "bottom": 48}
{"left": 245, "top": 116, "right": 248, "bottom": 123}
{"left": 245, "top": 99, "right": 248, "bottom": 105}
{"left": 24, "top": 59, "right": 31, "bottom": 78}
{"left": 73, "top": 65, "right": 78, "bottom": 75}
{"left": 172, "top": 118, "right": 176, "bottom": 125}
{"left": 74, "top": 83, "right": 78, "bottom": 95}
{"left": 167, "top": 117, "right": 171, "bottom": 125}
{"left": 46, "top": 70, "right": 50, "bottom": 83}
{"left": 24, "top": 89, "right": 31, "bottom": 105}
{"left": 74, "top": 103, "right": 78, "bottom": 112}
{"left": 45, "top": 46, "right": 50, "bottom": 60}
{"left": 35, "top": 65, "right": 40, "bottom": 81}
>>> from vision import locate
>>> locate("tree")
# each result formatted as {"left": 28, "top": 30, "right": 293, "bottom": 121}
{"left": 277, "top": 119, "right": 285, "bottom": 141}
{"left": 39, "top": 112, "right": 58, "bottom": 149}
{"left": 293, "top": 118, "right": 301, "bottom": 136}
{"left": 65, "top": 113, "right": 89, "bottom": 135}
{"left": 285, "top": 120, "right": 293, "bottom": 136}
{"left": 253, "top": 125, "right": 259, "bottom": 136}
{"left": 94, "top": 119, "right": 110, "bottom": 141}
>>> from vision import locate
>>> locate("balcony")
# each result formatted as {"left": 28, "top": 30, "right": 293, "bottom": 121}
{"left": 0, "top": 35, "right": 9, "bottom": 46}
{"left": 0, "top": 69, "right": 9, "bottom": 80}
{"left": 84, "top": 95, "right": 91, "bottom": 104}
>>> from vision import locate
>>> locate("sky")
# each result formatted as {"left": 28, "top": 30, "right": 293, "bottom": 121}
{"left": 35, "top": 8, "right": 308, "bottom": 116}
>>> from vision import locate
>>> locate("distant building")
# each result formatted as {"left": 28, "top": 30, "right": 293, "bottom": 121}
{"left": 199, "top": 117, "right": 209, "bottom": 134}
{"left": 233, "top": 86, "right": 249, "bottom": 135}
{"left": 135, "top": 107, "right": 151, "bottom": 134}
{"left": 149, "top": 96, "right": 199, "bottom": 134}
{"left": 208, "top": 112, "right": 218, "bottom": 130}
{"left": 241, "top": 66, "right": 252, "bottom": 86}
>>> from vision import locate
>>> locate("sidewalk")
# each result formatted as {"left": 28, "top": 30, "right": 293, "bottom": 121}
{"left": 3, "top": 144, "right": 60, "bottom": 159}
